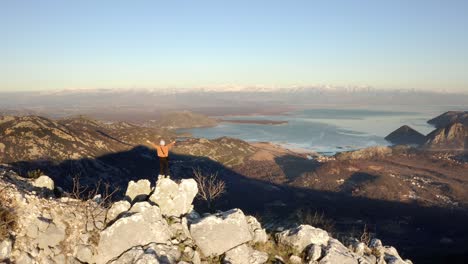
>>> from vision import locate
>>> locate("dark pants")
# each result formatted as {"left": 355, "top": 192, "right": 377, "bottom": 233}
{"left": 159, "top": 157, "right": 169, "bottom": 176}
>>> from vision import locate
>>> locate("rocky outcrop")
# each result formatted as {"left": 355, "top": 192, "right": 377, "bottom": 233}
{"left": 0, "top": 168, "right": 412, "bottom": 264}
{"left": 385, "top": 125, "right": 426, "bottom": 146}
{"left": 246, "top": 215, "right": 268, "bottom": 243}
{"left": 32, "top": 175, "right": 55, "bottom": 191}
{"left": 0, "top": 239, "right": 12, "bottom": 260}
{"left": 428, "top": 111, "right": 468, "bottom": 128}
{"left": 424, "top": 123, "right": 468, "bottom": 150}
{"left": 276, "top": 224, "right": 329, "bottom": 253}
{"left": 189, "top": 209, "right": 253, "bottom": 257}
{"left": 125, "top": 179, "right": 152, "bottom": 203}
{"left": 149, "top": 176, "right": 198, "bottom": 217}
{"left": 96, "top": 202, "right": 171, "bottom": 264}
{"left": 106, "top": 200, "right": 131, "bottom": 223}
{"left": 109, "top": 243, "right": 181, "bottom": 264}
{"left": 223, "top": 244, "right": 268, "bottom": 264}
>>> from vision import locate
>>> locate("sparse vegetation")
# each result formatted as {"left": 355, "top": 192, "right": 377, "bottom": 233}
{"left": 0, "top": 187, "right": 16, "bottom": 240}
{"left": 29, "top": 169, "right": 43, "bottom": 179}
{"left": 295, "top": 209, "right": 335, "bottom": 232}
{"left": 200, "top": 254, "right": 222, "bottom": 264}
{"left": 16, "top": 165, "right": 44, "bottom": 179}
{"left": 70, "top": 175, "right": 119, "bottom": 230}
{"left": 252, "top": 240, "right": 295, "bottom": 263}
{"left": 193, "top": 168, "right": 226, "bottom": 211}
{"left": 360, "top": 224, "right": 371, "bottom": 245}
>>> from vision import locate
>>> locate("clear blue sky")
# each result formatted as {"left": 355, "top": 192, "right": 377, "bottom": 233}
{"left": 1, "top": 0, "right": 467, "bottom": 92}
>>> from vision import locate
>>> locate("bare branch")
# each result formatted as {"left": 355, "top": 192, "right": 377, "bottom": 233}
{"left": 193, "top": 167, "right": 226, "bottom": 210}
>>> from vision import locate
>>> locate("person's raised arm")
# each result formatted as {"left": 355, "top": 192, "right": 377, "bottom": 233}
{"left": 146, "top": 140, "right": 159, "bottom": 149}
{"left": 167, "top": 140, "right": 176, "bottom": 149}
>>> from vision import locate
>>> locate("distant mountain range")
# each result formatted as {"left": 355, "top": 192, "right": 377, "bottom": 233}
{"left": 1, "top": 88, "right": 468, "bottom": 121}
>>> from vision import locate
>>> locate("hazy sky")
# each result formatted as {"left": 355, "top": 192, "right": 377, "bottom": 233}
{"left": 1, "top": 0, "right": 467, "bottom": 92}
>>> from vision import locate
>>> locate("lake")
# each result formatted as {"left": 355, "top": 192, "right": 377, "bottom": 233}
{"left": 180, "top": 108, "right": 439, "bottom": 154}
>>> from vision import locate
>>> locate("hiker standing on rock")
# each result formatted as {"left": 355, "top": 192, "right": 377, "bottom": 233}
{"left": 146, "top": 139, "right": 176, "bottom": 178}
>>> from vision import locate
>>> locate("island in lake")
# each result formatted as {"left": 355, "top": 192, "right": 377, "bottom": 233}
{"left": 220, "top": 119, "right": 288, "bottom": 125}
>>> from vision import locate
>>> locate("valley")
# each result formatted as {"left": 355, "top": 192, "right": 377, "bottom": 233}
{"left": 0, "top": 111, "right": 467, "bottom": 263}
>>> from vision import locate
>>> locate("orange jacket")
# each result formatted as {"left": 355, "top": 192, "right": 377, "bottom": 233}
{"left": 151, "top": 142, "right": 175, "bottom": 158}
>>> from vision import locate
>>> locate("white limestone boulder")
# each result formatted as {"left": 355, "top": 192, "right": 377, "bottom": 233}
{"left": 125, "top": 179, "right": 152, "bottom": 203}
{"left": 190, "top": 209, "right": 252, "bottom": 257}
{"left": 95, "top": 202, "right": 171, "bottom": 264}
{"left": 106, "top": 200, "right": 131, "bottom": 223}
{"left": 276, "top": 225, "right": 329, "bottom": 253}
{"left": 149, "top": 177, "right": 198, "bottom": 217}
{"left": 246, "top": 215, "right": 268, "bottom": 243}
{"left": 32, "top": 175, "right": 54, "bottom": 191}
{"left": 223, "top": 244, "right": 268, "bottom": 264}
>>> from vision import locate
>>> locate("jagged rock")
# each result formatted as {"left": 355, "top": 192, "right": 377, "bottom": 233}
{"left": 369, "top": 238, "right": 383, "bottom": 249}
{"left": 0, "top": 239, "right": 12, "bottom": 260}
{"left": 192, "top": 250, "right": 202, "bottom": 264}
{"left": 34, "top": 222, "right": 66, "bottom": 249}
{"left": 246, "top": 215, "right": 268, "bottom": 243}
{"left": 223, "top": 245, "right": 248, "bottom": 264}
{"left": 318, "top": 239, "right": 361, "bottom": 264}
{"left": 223, "top": 244, "right": 268, "bottom": 264}
{"left": 168, "top": 217, "right": 192, "bottom": 243}
{"left": 149, "top": 177, "right": 198, "bottom": 217}
{"left": 276, "top": 225, "right": 329, "bottom": 253}
{"left": 125, "top": 179, "right": 152, "bottom": 203}
{"left": 75, "top": 244, "right": 94, "bottom": 263}
{"left": 353, "top": 242, "right": 366, "bottom": 255}
{"left": 25, "top": 215, "right": 50, "bottom": 239}
{"left": 145, "top": 243, "right": 182, "bottom": 264}
{"left": 186, "top": 209, "right": 201, "bottom": 224}
{"left": 274, "top": 255, "right": 286, "bottom": 263}
{"left": 289, "top": 255, "right": 302, "bottom": 264}
{"left": 16, "top": 252, "right": 34, "bottom": 264}
{"left": 67, "top": 256, "right": 84, "bottom": 264}
{"left": 134, "top": 254, "right": 160, "bottom": 264}
{"left": 190, "top": 209, "right": 252, "bottom": 257}
{"left": 96, "top": 202, "right": 171, "bottom": 264}
{"left": 110, "top": 248, "right": 145, "bottom": 264}
{"left": 424, "top": 123, "right": 468, "bottom": 150}
{"left": 32, "top": 175, "right": 54, "bottom": 191}
{"left": 383, "top": 246, "right": 410, "bottom": 264}
{"left": 250, "top": 250, "right": 269, "bottom": 264}
{"left": 182, "top": 247, "right": 195, "bottom": 261}
{"left": 106, "top": 200, "right": 131, "bottom": 223}
{"left": 52, "top": 254, "right": 66, "bottom": 264}
{"left": 109, "top": 243, "right": 181, "bottom": 264}
{"left": 305, "top": 244, "right": 322, "bottom": 261}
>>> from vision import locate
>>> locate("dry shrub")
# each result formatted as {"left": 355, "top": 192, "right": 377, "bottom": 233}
{"left": 360, "top": 224, "right": 371, "bottom": 245}
{"left": 0, "top": 187, "right": 16, "bottom": 240}
{"left": 253, "top": 240, "right": 295, "bottom": 263}
{"left": 26, "top": 169, "right": 43, "bottom": 179}
{"left": 69, "top": 175, "right": 119, "bottom": 230}
{"left": 193, "top": 168, "right": 226, "bottom": 211}
{"left": 295, "top": 209, "right": 335, "bottom": 232}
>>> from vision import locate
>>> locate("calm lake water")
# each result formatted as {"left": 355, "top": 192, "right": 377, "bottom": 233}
{"left": 180, "top": 108, "right": 441, "bottom": 154}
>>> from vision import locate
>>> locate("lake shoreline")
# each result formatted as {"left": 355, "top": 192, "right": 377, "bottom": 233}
{"left": 220, "top": 119, "right": 288, "bottom": 125}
